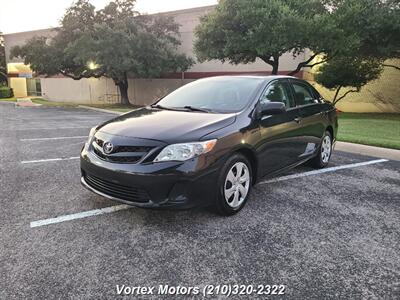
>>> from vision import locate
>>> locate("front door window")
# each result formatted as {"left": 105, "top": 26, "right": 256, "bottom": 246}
{"left": 259, "top": 80, "right": 295, "bottom": 108}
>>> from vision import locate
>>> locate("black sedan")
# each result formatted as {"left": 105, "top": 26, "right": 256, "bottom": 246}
{"left": 81, "top": 76, "right": 338, "bottom": 215}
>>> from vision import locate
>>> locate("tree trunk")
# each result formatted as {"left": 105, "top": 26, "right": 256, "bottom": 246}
{"left": 271, "top": 55, "right": 279, "bottom": 75}
{"left": 271, "top": 62, "right": 279, "bottom": 75}
{"left": 118, "top": 82, "right": 129, "bottom": 105}
{"left": 260, "top": 55, "right": 279, "bottom": 75}
{"left": 333, "top": 86, "right": 342, "bottom": 104}
{"left": 0, "top": 69, "right": 7, "bottom": 85}
{"left": 115, "top": 72, "right": 130, "bottom": 105}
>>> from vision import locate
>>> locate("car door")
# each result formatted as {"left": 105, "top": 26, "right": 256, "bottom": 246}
{"left": 289, "top": 79, "right": 326, "bottom": 158}
{"left": 256, "top": 79, "right": 305, "bottom": 176}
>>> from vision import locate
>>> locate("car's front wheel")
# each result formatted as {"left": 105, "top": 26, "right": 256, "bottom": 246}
{"left": 215, "top": 154, "right": 252, "bottom": 216}
{"left": 311, "top": 130, "right": 332, "bottom": 168}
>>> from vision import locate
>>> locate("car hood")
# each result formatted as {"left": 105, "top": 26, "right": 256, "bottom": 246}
{"left": 97, "top": 107, "right": 236, "bottom": 143}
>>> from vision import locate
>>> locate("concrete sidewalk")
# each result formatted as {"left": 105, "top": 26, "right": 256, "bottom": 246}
{"left": 336, "top": 141, "right": 400, "bottom": 161}
{"left": 15, "top": 98, "right": 41, "bottom": 107}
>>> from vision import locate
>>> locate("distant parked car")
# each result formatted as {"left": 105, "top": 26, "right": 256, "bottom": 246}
{"left": 81, "top": 76, "right": 338, "bottom": 215}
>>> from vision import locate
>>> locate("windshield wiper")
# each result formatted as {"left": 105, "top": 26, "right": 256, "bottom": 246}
{"left": 150, "top": 104, "right": 174, "bottom": 110}
{"left": 151, "top": 104, "right": 212, "bottom": 113}
{"left": 182, "top": 106, "right": 212, "bottom": 113}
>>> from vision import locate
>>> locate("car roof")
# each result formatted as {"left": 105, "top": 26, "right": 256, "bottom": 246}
{"left": 203, "top": 75, "right": 299, "bottom": 81}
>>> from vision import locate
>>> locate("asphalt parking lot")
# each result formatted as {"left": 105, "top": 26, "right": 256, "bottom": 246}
{"left": 1, "top": 102, "right": 399, "bottom": 299}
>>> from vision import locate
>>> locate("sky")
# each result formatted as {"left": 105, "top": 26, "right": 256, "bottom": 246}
{"left": 0, "top": 0, "right": 218, "bottom": 34}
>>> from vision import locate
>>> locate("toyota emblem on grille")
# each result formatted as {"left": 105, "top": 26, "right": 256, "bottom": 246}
{"left": 103, "top": 142, "right": 114, "bottom": 154}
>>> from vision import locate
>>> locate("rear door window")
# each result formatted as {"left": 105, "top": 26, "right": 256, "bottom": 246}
{"left": 291, "top": 81, "right": 317, "bottom": 106}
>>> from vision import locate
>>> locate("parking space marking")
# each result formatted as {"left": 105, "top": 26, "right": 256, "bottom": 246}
{"left": 1, "top": 126, "right": 91, "bottom": 131}
{"left": 29, "top": 158, "right": 390, "bottom": 228}
{"left": 30, "top": 205, "right": 131, "bottom": 228}
{"left": 258, "top": 158, "right": 388, "bottom": 184}
{"left": 20, "top": 136, "right": 87, "bottom": 141}
{"left": 21, "top": 157, "right": 80, "bottom": 164}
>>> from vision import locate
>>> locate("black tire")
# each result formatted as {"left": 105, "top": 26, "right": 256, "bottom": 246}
{"left": 310, "top": 130, "right": 332, "bottom": 168}
{"left": 215, "top": 153, "right": 253, "bottom": 216}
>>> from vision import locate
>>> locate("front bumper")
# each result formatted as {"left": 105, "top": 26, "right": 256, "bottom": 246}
{"left": 80, "top": 147, "right": 221, "bottom": 209}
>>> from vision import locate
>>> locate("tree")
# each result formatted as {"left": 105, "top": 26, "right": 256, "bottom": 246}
{"left": 314, "top": 0, "right": 399, "bottom": 104}
{"left": 194, "top": 0, "right": 338, "bottom": 75}
{"left": 0, "top": 32, "right": 7, "bottom": 85}
{"left": 327, "top": 0, "right": 400, "bottom": 70}
{"left": 10, "top": 0, "right": 193, "bottom": 104}
{"left": 315, "top": 57, "right": 383, "bottom": 104}
{"left": 194, "top": 0, "right": 400, "bottom": 76}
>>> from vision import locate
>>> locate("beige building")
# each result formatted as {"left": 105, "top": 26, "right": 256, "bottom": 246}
{"left": 4, "top": 5, "right": 399, "bottom": 112}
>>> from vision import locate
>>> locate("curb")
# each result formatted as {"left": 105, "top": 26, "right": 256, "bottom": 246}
{"left": 0, "top": 101, "right": 16, "bottom": 105}
{"left": 78, "top": 105, "right": 124, "bottom": 115}
{"left": 335, "top": 141, "right": 400, "bottom": 161}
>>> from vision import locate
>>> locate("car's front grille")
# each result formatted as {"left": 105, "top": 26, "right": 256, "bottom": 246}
{"left": 84, "top": 173, "right": 150, "bottom": 203}
{"left": 92, "top": 137, "right": 153, "bottom": 164}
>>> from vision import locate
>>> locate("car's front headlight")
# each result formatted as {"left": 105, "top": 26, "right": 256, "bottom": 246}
{"left": 84, "top": 127, "right": 97, "bottom": 149}
{"left": 87, "top": 127, "right": 97, "bottom": 143}
{"left": 154, "top": 139, "right": 217, "bottom": 162}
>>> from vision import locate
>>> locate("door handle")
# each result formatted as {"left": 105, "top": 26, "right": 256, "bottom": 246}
{"left": 294, "top": 117, "right": 302, "bottom": 123}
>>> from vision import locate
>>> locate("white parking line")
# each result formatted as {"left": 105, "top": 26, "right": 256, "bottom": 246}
{"left": 29, "top": 158, "right": 389, "bottom": 228}
{"left": 4, "top": 126, "right": 91, "bottom": 131}
{"left": 21, "top": 136, "right": 87, "bottom": 141}
{"left": 258, "top": 158, "right": 388, "bottom": 184}
{"left": 30, "top": 205, "right": 131, "bottom": 228}
{"left": 21, "top": 157, "right": 80, "bottom": 164}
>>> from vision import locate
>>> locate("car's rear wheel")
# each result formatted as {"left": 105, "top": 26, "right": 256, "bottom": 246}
{"left": 311, "top": 131, "right": 332, "bottom": 168}
{"left": 215, "top": 154, "right": 252, "bottom": 216}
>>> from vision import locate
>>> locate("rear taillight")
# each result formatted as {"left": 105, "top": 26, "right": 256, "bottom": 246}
{"left": 335, "top": 108, "right": 342, "bottom": 115}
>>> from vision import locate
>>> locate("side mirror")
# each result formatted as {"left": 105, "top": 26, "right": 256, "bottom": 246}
{"left": 260, "top": 102, "right": 286, "bottom": 115}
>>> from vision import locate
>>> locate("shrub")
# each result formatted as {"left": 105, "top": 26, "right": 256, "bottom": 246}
{"left": 0, "top": 86, "right": 14, "bottom": 98}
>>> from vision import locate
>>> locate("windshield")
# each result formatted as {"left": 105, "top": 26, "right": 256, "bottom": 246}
{"left": 156, "top": 77, "right": 264, "bottom": 113}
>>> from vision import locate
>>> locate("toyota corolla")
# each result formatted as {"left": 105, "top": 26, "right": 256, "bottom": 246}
{"left": 81, "top": 76, "right": 338, "bottom": 215}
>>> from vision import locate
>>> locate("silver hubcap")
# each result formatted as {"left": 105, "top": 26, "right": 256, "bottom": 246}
{"left": 224, "top": 162, "right": 250, "bottom": 208}
{"left": 321, "top": 135, "right": 331, "bottom": 163}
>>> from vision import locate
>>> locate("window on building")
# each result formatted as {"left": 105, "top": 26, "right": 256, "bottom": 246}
{"left": 26, "top": 78, "right": 42, "bottom": 96}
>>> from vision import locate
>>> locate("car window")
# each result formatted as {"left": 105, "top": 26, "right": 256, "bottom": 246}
{"left": 259, "top": 80, "right": 294, "bottom": 108}
{"left": 292, "top": 82, "right": 317, "bottom": 106}
{"left": 156, "top": 77, "right": 264, "bottom": 113}
{"left": 309, "top": 84, "right": 322, "bottom": 100}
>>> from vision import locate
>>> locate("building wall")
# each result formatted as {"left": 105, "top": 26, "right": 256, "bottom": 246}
{"left": 307, "top": 59, "right": 400, "bottom": 113}
{"left": 40, "top": 77, "right": 194, "bottom": 105}
{"left": 128, "top": 78, "right": 195, "bottom": 105}
{"left": 41, "top": 77, "right": 115, "bottom": 104}
{"left": 4, "top": 28, "right": 56, "bottom": 63}
{"left": 8, "top": 78, "right": 27, "bottom": 97}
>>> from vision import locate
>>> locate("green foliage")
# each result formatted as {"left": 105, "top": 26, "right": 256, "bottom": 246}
{"left": 0, "top": 86, "right": 14, "bottom": 98}
{"left": 194, "top": 0, "right": 331, "bottom": 74}
{"left": 10, "top": 0, "right": 193, "bottom": 104}
{"left": 315, "top": 0, "right": 400, "bottom": 103}
{"left": 316, "top": 58, "right": 383, "bottom": 90}
{"left": 11, "top": 37, "right": 62, "bottom": 77}
{"left": 327, "top": 0, "right": 400, "bottom": 60}
{"left": 315, "top": 57, "right": 383, "bottom": 103}
{"left": 194, "top": 0, "right": 400, "bottom": 75}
